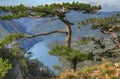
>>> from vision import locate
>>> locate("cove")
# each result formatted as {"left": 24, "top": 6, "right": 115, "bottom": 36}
{"left": 28, "top": 36, "right": 65, "bottom": 73}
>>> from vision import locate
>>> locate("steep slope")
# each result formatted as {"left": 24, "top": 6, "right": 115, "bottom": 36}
{"left": 0, "top": 19, "right": 42, "bottom": 50}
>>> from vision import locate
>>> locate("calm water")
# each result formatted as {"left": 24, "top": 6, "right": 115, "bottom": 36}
{"left": 28, "top": 36, "right": 65, "bottom": 73}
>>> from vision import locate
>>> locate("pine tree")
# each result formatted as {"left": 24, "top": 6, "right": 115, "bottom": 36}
{"left": 0, "top": 33, "right": 54, "bottom": 79}
{"left": 0, "top": 2, "right": 101, "bottom": 72}
{"left": 0, "top": 58, "right": 12, "bottom": 79}
{"left": 79, "top": 14, "right": 120, "bottom": 53}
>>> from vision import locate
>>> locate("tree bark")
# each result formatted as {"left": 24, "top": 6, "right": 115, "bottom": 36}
{"left": 101, "top": 27, "right": 120, "bottom": 48}
{"left": 109, "top": 32, "right": 120, "bottom": 48}
{"left": 58, "top": 14, "right": 77, "bottom": 72}
{"left": 70, "top": 57, "right": 77, "bottom": 72}
{"left": 64, "top": 21, "right": 71, "bottom": 48}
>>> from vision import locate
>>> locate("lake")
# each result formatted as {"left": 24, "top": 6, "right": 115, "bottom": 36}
{"left": 28, "top": 36, "right": 65, "bottom": 73}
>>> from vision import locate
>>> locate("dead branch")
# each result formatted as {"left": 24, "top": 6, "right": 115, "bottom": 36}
{"left": 94, "top": 38, "right": 113, "bottom": 41}
{"left": 43, "top": 18, "right": 59, "bottom": 22}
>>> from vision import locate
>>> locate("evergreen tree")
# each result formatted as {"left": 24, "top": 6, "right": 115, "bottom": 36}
{"left": 77, "top": 14, "right": 120, "bottom": 61}
{"left": 0, "top": 33, "right": 54, "bottom": 79}
{"left": 79, "top": 14, "right": 120, "bottom": 49}
{"left": 49, "top": 45, "right": 91, "bottom": 71}
{"left": 0, "top": 58, "right": 12, "bottom": 79}
{"left": 0, "top": 2, "right": 101, "bottom": 71}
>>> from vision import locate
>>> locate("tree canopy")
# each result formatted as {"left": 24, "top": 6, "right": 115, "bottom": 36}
{"left": 79, "top": 14, "right": 120, "bottom": 48}
{"left": 0, "top": 2, "right": 101, "bottom": 20}
{"left": 0, "top": 58, "right": 12, "bottom": 78}
{"left": 0, "top": 33, "right": 54, "bottom": 79}
{"left": 79, "top": 14, "right": 120, "bottom": 32}
{"left": 0, "top": 2, "right": 102, "bottom": 72}
{"left": 49, "top": 45, "right": 89, "bottom": 61}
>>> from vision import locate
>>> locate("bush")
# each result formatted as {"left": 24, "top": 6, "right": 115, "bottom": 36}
{"left": 0, "top": 58, "right": 12, "bottom": 78}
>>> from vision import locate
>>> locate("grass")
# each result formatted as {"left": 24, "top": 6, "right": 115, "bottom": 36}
{"left": 52, "top": 61, "right": 120, "bottom": 79}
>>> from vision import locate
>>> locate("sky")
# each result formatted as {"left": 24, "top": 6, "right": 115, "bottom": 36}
{"left": 0, "top": 0, "right": 120, "bottom": 12}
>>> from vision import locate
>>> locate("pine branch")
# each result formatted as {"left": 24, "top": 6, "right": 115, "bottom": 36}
{"left": 27, "top": 30, "right": 66, "bottom": 38}
{"left": 17, "top": 30, "right": 67, "bottom": 44}
{"left": 28, "top": 8, "right": 56, "bottom": 15}
{"left": 94, "top": 38, "right": 113, "bottom": 41}
{"left": 28, "top": 15, "right": 42, "bottom": 18}
{"left": 0, "top": 2, "right": 101, "bottom": 20}
{"left": 107, "top": 45, "right": 118, "bottom": 51}
{"left": 43, "top": 18, "right": 60, "bottom": 22}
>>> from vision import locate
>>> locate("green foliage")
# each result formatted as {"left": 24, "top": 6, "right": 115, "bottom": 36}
{"left": 77, "top": 37, "right": 94, "bottom": 45}
{"left": 0, "top": 34, "right": 54, "bottom": 78}
{"left": 104, "top": 69, "right": 115, "bottom": 75}
{"left": 92, "top": 75, "right": 98, "bottom": 79}
{"left": 79, "top": 14, "right": 120, "bottom": 32}
{"left": 0, "top": 4, "right": 27, "bottom": 14}
{"left": 0, "top": 32, "right": 26, "bottom": 47}
{"left": 0, "top": 58, "right": 12, "bottom": 78}
{"left": 20, "top": 58, "right": 28, "bottom": 68}
{"left": 94, "top": 40, "right": 105, "bottom": 49}
{"left": 0, "top": 4, "right": 28, "bottom": 20}
{"left": 76, "top": 37, "right": 105, "bottom": 50}
{"left": 0, "top": 33, "right": 27, "bottom": 70}
{"left": 27, "top": 58, "right": 54, "bottom": 78}
{"left": 77, "top": 26, "right": 80, "bottom": 29}
{"left": 49, "top": 45, "right": 89, "bottom": 61}
{"left": 110, "top": 76, "right": 118, "bottom": 79}
{"left": 26, "top": 52, "right": 33, "bottom": 58}
{"left": 83, "top": 66, "right": 97, "bottom": 73}
{"left": 0, "top": 2, "right": 101, "bottom": 20}
{"left": 0, "top": 33, "right": 27, "bottom": 77}
{"left": 34, "top": 2, "right": 101, "bottom": 13}
{"left": 0, "top": 12, "right": 29, "bottom": 20}
{"left": 52, "top": 65, "right": 61, "bottom": 70}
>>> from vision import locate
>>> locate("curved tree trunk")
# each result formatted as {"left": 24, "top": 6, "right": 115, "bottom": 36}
{"left": 101, "top": 28, "right": 120, "bottom": 48}
{"left": 64, "top": 21, "right": 71, "bottom": 47}
{"left": 110, "top": 32, "right": 120, "bottom": 48}
{"left": 58, "top": 14, "right": 77, "bottom": 72}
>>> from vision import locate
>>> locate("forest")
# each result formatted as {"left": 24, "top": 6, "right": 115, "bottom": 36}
{"left": 0, "top": 1, "right": 120, "bottom": 79}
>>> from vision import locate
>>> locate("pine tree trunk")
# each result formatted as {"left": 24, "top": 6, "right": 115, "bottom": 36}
{"left": 70, "top": 57, "right": 77, "bottom": 72}
{"left": 64, "top": 18, "right": 77, "bottom": 72}
{"left": 110, "top": 32, "right": 120, "bottom": 48}
{"left": 58, "top": 15, "right": 77, "bottom": 72}
{"left": 65, "top": 22, "right": 71, "bottom": 48}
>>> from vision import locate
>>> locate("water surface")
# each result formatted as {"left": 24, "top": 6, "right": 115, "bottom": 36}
{"left": 28, "top": 36, "right": 65, "bottom": 73}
